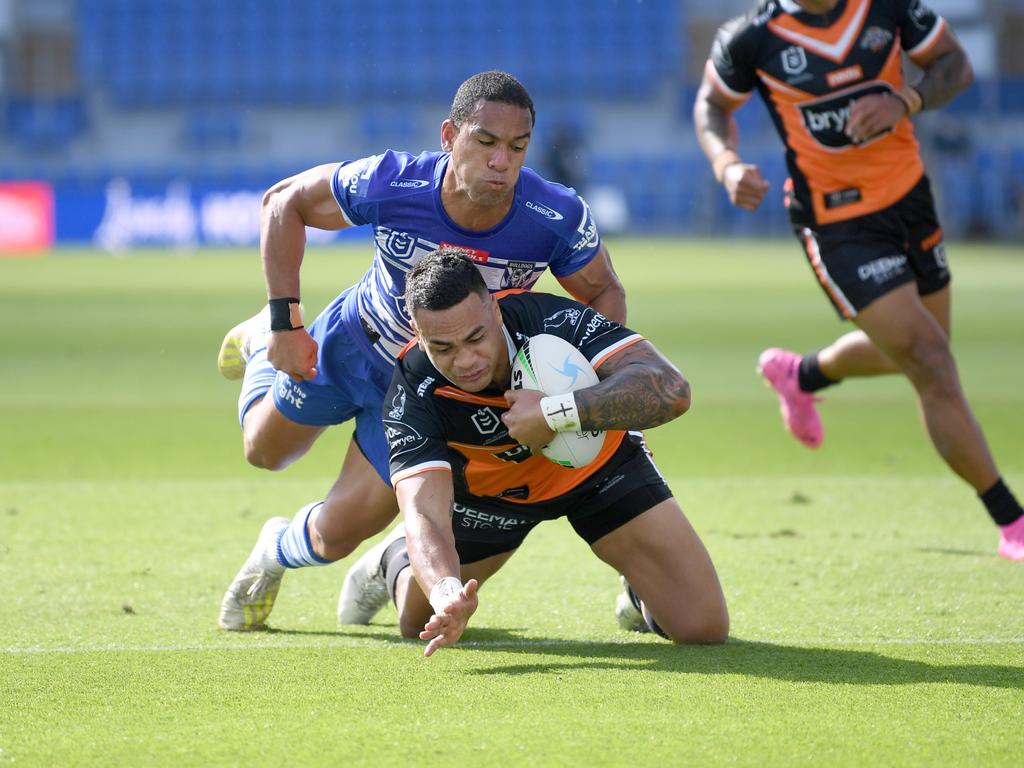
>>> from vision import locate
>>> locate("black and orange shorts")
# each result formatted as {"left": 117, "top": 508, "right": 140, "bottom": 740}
{"left": 452, "top": 432, "right": 673, "bottom": 564}
{"left": 791, "top": 175, "right": 951, "bottom": 320}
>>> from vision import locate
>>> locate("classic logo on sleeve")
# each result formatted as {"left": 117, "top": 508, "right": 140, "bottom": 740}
{"left": 526, "top": 200, "right": 564, "bottom": 221}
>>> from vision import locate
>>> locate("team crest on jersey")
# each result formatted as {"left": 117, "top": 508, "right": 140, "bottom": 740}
{"left": 388, "top": 386, "right": 407, "bottom": 419}
{"left": 544, "top": 308, "right": 582, "bottom": 331}
{"left": 781, "top": 46, "right": 807, "bottom": 76}
{"left": 500, "top": 260, "right": 536, "bottom": 289}
{"left": 860, "top": 26, "right": 893, "bottom": 53}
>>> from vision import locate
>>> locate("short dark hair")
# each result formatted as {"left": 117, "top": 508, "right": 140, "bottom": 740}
{"left": 405, "top": 248, "right": 489, "bottom": 315}
{"left": 449, "top": 70, "right": 536, "bottom": 127}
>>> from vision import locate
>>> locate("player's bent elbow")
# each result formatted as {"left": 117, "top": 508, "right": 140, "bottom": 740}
{"left": 665, "top": 370, "right": 692, "bottom": 419}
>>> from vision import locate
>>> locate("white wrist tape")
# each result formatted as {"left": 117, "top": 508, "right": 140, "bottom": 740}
{"left": 540, "top": 392, "right": 580, "bottom": 432}
{"left": 429, "top": 576, "right": 463, "bottom": 614}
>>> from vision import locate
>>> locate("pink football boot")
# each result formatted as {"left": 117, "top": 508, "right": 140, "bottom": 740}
{"left": 998, "top": 516, "right": 1024, "bottom": 561}
{"left": 757, "top": 348, "right": 824, "bottom": 449}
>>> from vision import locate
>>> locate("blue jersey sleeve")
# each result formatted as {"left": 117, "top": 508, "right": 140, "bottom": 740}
{"left": 330, "top": 150, "right": 434, "bottom": 227}
{"left": 330, "top": 154, "right": 383, "bottom": 227}
{"left": 547, "top": 194, "right": 601, "bottom": 278}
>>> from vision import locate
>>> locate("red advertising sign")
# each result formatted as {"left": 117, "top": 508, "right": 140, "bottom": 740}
{"left": 0, "top": 181, "right": 54, "bottom": 254}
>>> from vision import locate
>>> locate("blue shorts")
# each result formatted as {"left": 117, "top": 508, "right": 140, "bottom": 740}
{"left": 242, "top": 287, "right": 395, "bottom": 483}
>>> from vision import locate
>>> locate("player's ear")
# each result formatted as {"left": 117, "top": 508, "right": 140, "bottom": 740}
{"left": 440, "top": 120, "right": 457, "bottom": 152}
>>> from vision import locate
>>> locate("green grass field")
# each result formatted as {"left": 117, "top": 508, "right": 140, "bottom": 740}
{"left": 2, "top": 239, "right": 1022, "bottom": 766}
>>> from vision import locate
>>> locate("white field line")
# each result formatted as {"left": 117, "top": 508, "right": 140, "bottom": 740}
{"left": 2, "top": 637, "right": 1024, "bottom": 654}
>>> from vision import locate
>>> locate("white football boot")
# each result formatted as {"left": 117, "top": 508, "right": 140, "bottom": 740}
{"left": 614, "top": 575, "right": 650, "bottom": 633}
{"left": 218, "top": 517, "right": 289, "bottom": 631}
{"left": 337, "top": 524, "right": 406, "bottom": 625}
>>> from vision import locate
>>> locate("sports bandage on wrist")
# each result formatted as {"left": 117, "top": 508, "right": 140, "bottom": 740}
{"left": 893, "top": 84, "right": 923, "bottom": 116}
{"left": 712, "top": 150, "right": 742, "bottom": 184}
{"left": 429, "top": 576, "right": 463, "bottom": 614}
{"left": 268, "top": 297, "right": 303, "bottom": 331}
{"left": 540, "top": 392, "right": 581, "bottom": 432}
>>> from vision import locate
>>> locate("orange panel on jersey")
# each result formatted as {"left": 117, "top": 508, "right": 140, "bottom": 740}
{"left": 759, "top": 40, "right": 924, "bottom": 224}
{"left": 452, "top": 431, "right": 626, "bottom": 504}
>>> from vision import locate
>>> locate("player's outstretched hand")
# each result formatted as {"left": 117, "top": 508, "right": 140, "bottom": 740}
{"left": 419, "top": 579, "right": 479, "bottom": 657}
{"left": 722, "top": 163, "right": 770, "bottom": 211}
{"left": 267, "top": 327, "right": 319, "bottom": 382}
{"left": 502, "top": 389, "right": 556, "bottom": 455}
{"left": 846, "top": 92, "right": 907, "bottom": 144}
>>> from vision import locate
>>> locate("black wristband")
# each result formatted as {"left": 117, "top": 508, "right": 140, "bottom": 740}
{"left": 268, "top": 297, "right": 302, "bottom": 331}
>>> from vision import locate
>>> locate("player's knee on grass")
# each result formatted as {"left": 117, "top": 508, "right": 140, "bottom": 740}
{"left": 674, "top": 602, "right": 729, "bottom": 645}
{"left": 647, "top": 591, "right": 729, "bottom": 645}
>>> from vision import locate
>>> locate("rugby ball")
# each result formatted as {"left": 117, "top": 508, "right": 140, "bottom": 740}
{"left": 511, "top": 333, "right": 606, "bottom": 468}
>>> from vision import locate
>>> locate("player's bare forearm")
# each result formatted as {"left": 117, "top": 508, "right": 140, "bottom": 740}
{"left": 914, "top": 40, "right": 973, "bottom": 111}
{"left": 693, "top": 80, "right": 739, "bottom": 168}
{"left": 574, "top": 341, "right": 691, "bottom": 431}
{"left": 397, "top": 473, "right": 461, "bottom": 595}
{"left": 260, "top": 163, "right": 350, "bottom": 299}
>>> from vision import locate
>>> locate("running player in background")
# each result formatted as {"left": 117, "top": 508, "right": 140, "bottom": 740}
{"left": 337, "top": 249, "right": 727, "bottom": 655}
{"left": 693, "top": 0, "right": 1024, "bottom": 559}
{"left": 217, "top": 71, "right": 627, "bottom": 631}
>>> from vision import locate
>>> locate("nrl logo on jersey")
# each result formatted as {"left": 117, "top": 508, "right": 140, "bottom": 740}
{"left": 860, "top": 26, "right": 893, "bottom": 53}
{"left": 471, "top": 407, "right": 501, "bottom": 435}
{"left": 781, "top": 46, "right": 807, "bottom": 76}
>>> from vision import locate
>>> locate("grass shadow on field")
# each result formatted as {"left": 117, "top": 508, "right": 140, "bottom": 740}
{"left": 916, "top": 546, "right": 992, "bottom": 557}
{"left": 464, "top": 639, "right": 1024, "bottom": 690}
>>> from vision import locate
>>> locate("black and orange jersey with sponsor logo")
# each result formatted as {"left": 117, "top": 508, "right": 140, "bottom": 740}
{"left": 384, "top": 290, "right": 644, "bottom": 518}
{"left": 707, "top": 0, "right": 946, "bottom": 225}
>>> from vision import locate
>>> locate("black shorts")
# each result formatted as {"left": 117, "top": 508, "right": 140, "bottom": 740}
{"left": 791, "top": 175, "right": 951, "bottom": 319}
{"left": 452, "top": 432, "right": 673, "bottom": 564}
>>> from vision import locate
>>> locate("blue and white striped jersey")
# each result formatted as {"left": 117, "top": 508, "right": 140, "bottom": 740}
{"left": 330, "top": 150, "right": 601, "bottom": 367}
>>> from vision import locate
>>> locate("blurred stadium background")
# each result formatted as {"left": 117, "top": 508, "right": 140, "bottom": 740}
{"left": 1, "top": 0, "right": 1023, "bottom": 254}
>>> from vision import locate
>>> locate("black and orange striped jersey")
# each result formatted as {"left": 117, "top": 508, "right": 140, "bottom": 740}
{"left": 707, "top": 0, "right": 946, "bottom": 225}
{"left": 385, "top": 291, "right": 644, "bottom": 517}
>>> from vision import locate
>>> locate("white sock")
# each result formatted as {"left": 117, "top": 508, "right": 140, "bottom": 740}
{"left": 276, "top": 502, "right": 332, "bottom": 569}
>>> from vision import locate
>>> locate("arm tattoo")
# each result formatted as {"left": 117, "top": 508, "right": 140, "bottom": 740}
{"left": 915, "top": 46, "right": 970, "bottom": 111}
{"left": 574, "top": 342, "right": 691, "bottom": 431}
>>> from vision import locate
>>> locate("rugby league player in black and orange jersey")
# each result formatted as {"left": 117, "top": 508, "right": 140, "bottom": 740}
{"left": 694, "top": 0, "right": 1024, "bottom": 560}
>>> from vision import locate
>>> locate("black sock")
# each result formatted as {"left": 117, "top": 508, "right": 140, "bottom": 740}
{"left": 979, "top": 478, "right": 1024, "bottom": 527}
{"left": 797, "top": 352, "right": 837, "bottom": 393}
{"left": 381, "top": 536, "right": 410, "bottom": 604}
